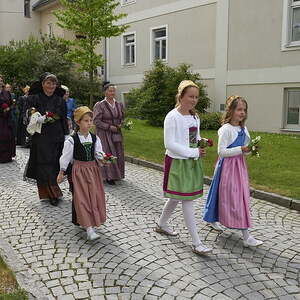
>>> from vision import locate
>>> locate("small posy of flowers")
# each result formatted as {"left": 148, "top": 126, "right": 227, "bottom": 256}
{"left": 1, "top": 103, "right": 10, "bottom": 113}
{"left": 122, "top": 119, "right": 133, "bottom": 130}
{"left": 103, "top": 153, "right": 117, "bottom": 164}
{"left": 45, "top": 111, "right": 60, "bottom": 123}
{"left": 197, "top": 138, "right": 214, "bottom": 148}
{"left": 248, "top": 136, "right": 261, "bottom": 158}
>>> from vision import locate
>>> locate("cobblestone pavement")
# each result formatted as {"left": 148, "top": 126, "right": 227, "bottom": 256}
{"left": 0, "top": 147, "right": 300, "bottom": 300}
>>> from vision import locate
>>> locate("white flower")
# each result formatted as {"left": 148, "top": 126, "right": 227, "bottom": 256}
{"left": 256, "top": 153, "right": 260, "bottom": 158}
{"left": 252, "top": 146, "right": 256, "bottom": 151}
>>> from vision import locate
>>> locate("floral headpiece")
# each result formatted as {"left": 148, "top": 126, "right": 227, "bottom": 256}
{"left": 177, "top": 80, "right": 198, "bottom": 98}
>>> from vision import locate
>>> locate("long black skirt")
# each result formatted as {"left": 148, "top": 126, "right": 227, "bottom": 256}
{"left": 0, "top": 117, "right": 16, "bottom": 163}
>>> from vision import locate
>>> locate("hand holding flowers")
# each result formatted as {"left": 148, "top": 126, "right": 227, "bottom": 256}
{"left": 44, "top": 111, "right": 60, "bottom": 123}
{"left": 1, "top": 103, "right": 10, "bottom": 113}
{"left": 246, "top": 136, "right": 261, "bottom": 157}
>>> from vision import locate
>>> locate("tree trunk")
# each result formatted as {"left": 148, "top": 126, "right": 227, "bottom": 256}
{"left": 89, "top": 70, "right": 94, "bottom": 109}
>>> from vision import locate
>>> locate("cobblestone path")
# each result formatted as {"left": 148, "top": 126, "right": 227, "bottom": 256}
{"left": 0, "top": 147, "right": 299, "bottom": 300}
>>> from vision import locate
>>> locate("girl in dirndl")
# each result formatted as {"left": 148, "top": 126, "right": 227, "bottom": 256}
{"left": 57, "top": 106, "right": 106, "bottom": 241}
{"left": 203, "top": 96, "right": 263, "bottom": 247}
{"left": 156, "top": 80, "right": 212, "bottom": 255}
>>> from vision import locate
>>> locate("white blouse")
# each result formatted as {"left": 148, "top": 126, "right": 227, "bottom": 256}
{"left": 59, "top": 133, "right": 104, "bottom": 171}
{"left": 218, "top": 123, "right": 250, "bottom": 158}
{"left": 164, "top": 108, "right": 201, "bottom": 159}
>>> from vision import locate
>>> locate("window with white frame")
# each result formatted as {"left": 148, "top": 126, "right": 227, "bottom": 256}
{"left": 151, "top": 26, "right": 168, "bottom": 62}
{"left": 122, "top": 92, "right": 130, "bottom": 107}
{"left": 285, "top": 89, "right": 300, "bottom": 129}
{"left": 122, "top": 33, "right": 136, "bottom": 65}
{"left": 121, "top": 0, "right": 136, "bottom": 6}
{"left": 282, "top": 0, "right": 300, "bottom": 49}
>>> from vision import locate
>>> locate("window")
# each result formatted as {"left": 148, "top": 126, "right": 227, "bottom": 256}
{"left": 24, "top": 0, "right": 30, "bottom": 18}
{"left": 285, "top": 89, "right": 300, "bottom": 129}
{"left": 122, "top": 32, "right": 136, "bottom": 66}
{"left": 282, "top": 0, "right": 300, "bottom": 49}
{"left": 220, "top": 104, "right": 225, "bottom": 111}
{"left": 121, "top": 0, "right": 136, "bottom": 6}
{"left": 150, "top": 25, "right": 168, "bottom": 63}
{"left": 48, "top": 23, "right": 54, "bottom": 37}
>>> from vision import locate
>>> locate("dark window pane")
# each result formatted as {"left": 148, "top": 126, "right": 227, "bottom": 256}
{"left": 287, "top": 91, "right": 300, "bottom": 125}
{"left": 292, "top": 7, "right": 300, "bottom": 41}
{"left": 161, "top": 39, "right": 166, "bottom": 59}
{"left": 154, "top": 41, "right": 160, "bottom": 59}
{"left": 154, "top": 28, "right": 166, "bottom": 39}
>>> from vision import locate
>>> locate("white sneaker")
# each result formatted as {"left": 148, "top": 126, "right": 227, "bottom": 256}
{"left": 86, "top": 228, "right": 100, "bottom": 241}
{"left": 243, "top": 236, "right": 263, "bottom": 247}
{"left": 155, "top": 224, "right": 178, "bottom": 236}
{"left": 192, "top": 243, "right": 212, "bottom": 255}
{"left": 209, "top": 222, "right": 224, "bottom": 232}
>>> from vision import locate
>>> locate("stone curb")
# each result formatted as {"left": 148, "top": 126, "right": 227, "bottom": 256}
{"left": 125, "top": 155, "right": 300, "bottom": 212}
{"left": 0, "top": 229, "right": 48, "bottom": 300}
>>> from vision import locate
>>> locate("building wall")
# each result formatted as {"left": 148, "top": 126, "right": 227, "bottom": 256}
{"left": 0, "top": 0, "right": 40, "bottom": 45}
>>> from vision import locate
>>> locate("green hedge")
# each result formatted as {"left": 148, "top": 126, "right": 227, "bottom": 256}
{"left": 200, "top": 112, "right": 222, "bottom": 130}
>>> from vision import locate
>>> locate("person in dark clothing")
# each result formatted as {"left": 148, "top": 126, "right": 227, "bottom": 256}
{"left": 24, "top": 73, "right": 69, "bottom": 206}
{"left": 0, "top": 75, "right": 16, "bottom": 163}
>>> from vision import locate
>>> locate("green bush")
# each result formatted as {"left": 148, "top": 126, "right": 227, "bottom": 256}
{"left": 0, "top": 36, "right": 102, "bottom": 107}
{"left": 126, "top": 60, "right": 210, "bottom": 126}
{"left": 200, "top": 112, "right": 222, "bottom": 130}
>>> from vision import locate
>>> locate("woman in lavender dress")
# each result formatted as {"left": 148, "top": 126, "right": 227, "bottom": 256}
{"left": 93, "top": 83, "right": 125, "bottom": 185}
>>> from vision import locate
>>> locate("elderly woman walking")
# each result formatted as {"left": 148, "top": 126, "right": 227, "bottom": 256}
{"left": 93, "top": 83, "right": 125, "bottom": 185}
{"left": 24, "top": 73, "right": 69, "bottom": 206}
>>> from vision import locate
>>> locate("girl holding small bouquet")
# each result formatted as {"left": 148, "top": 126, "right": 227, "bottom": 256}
{"left": 57, "top": 106, "right": 107, "bottom": 241}
{"left": 203, "top": 96, "right": 263, "bottom": 247}
{"left": 156, "top": 80, "right": 212, "bottom": 255}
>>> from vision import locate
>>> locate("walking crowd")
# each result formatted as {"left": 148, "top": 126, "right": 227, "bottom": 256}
{"left": 0, "top": 73, "right": 263, "bottom": 255}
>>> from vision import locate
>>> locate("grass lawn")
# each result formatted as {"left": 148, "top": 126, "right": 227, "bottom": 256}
{"left": 123, "top": 119, "right": 300, "bottom": 200}
{"left": 0, "top": 256, "right": 27, "bottom": 300}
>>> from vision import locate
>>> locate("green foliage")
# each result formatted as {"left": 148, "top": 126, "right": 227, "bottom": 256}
{"left": 54, "top": 0, "right": 128, "bottom": 107}
{"left": 0, "top": 36, "right": 101, "bottom": 106}
{"left": 200, "top": 112, "right": 222, "bottom": 130}
{"left": 123, "top": 119, "right": 300, "bottom": 199}
{"left": 126, "top": 60, "right": 211, "bottom": 126}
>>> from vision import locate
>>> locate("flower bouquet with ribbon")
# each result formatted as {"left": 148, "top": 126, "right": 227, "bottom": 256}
{"left": 103, "top": 153, "right": 117, "bottom": 164}
{"left": 247, "top": 136, "right": 261, "bottom": 158}
{"left": 1, "top": 103, "right": 10, "bottom": 113}
{"left": 192, "top": 138, "right": 214, "bottom": 167}
{"left": 44, "top": 111, "right": 60, "bottom": 123}
{"left": 197, "top": 138, "right": 214, "bottom": 148}
{"left": 122, "top": 119, "right": 133, "bottom": 130}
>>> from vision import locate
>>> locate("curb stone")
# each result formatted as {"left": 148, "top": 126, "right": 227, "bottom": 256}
{"left": 125, "top": 155, "right": 300, "bottom": 212}
{"left": 0, "top": 229, "right": 48, "bottom": 300}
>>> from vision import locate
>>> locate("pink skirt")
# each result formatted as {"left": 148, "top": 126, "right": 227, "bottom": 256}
{"left": 72, "top": 160, "right": 106, "bottom": 227}
{"left": 218, "top": 155, "right": 252, "bottom": 229}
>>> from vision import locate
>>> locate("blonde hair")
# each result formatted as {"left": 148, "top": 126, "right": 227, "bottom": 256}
{"left": 175, "top": 80, "right": 199, "bottom": 116}
{"left": 23, "top": 85, "right": 30, "bottom": 94}
{"left": 222, "top": 95, "right": 248, "bottom": 127}
{"left": 61, "top": 85, "right": 69, "bottom": 92}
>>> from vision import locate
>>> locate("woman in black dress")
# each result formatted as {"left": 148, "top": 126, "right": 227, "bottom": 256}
{"left": 0, "top": 75, "right": 16, "bottom": 163}
{"left": 25, "top": 73, "right": 69, "bottom": 206}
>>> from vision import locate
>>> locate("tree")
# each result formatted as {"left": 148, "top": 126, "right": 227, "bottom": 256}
{"left": 0, "top": 35, "right": 102, "bottom": 105}
{"left": 54, "top": 0, "right": 128, "bottom": 108}
{"left": 126, "top": 60, "right": 211, "bottom": 127}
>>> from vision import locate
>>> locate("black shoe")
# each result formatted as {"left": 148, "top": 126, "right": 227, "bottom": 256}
{"left": 50, "top": 198, "right": 59, "bottom": 206}
{"left": 106, "top": 179, "right": 116, "bottom": 185}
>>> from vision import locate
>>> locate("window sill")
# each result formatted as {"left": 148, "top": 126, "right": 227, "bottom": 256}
{"left": 121, "top": 1, "right": 136, "bottom": 7}
{"left": 281, "top": 42, "right": 300, "bottom": 51}
{"left": 122, "top": 63, "right": 136, "bottom": 68}
{"left": 280, "top": 128, "right": 300, "bottom": 132}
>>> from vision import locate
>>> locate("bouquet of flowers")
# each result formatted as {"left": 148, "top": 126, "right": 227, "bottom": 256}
{"left": 197, "top": 138, "right": 214, "bottom": 148}
{"left": 103, "top": 153, "right": 117, "bottom": 164}
{"left": 1, "top": 103, "right": 10, "bottom": 113}
{"left": 122, "top": 119, "right": 133, "bottom": 130}
{"left": 45, "top": 111, "right": 60, "bottom": 123}
{"left": 247, "top": 136, "right": 261, "bottom": 157}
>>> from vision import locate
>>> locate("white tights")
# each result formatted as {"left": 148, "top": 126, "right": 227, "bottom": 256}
{"left": 158, "top": 198, "right": 202, "bottom": 246}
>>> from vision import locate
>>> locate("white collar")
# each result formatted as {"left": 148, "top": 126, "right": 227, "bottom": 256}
{"left": 105, "top": 97, "right": 116, "bottom": 108}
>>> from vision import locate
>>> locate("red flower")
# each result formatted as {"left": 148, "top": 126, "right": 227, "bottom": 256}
{"left": 2, "top": 103, "right": 8, "bottom": 109}
{"left": 207, "top": 139, "right": 214, "bottom": 147}
{"left": 106, "top": 153, "right": 112, "bottom": 157}
{"left": 46, "top": 111, "right": 54, "bottom": 118}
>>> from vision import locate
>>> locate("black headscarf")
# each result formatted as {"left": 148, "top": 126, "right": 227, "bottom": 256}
{"left": 29, "top": 72, "right": 65, "bottom": 97}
